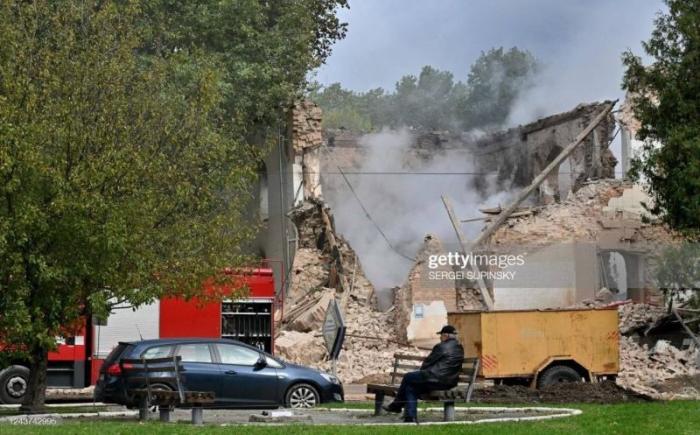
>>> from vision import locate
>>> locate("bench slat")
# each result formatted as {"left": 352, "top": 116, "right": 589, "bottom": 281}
{"left": 125, "top": 376, "right": 178, "bottom": 385}
{"left": 129, "top": 390, "right": 215, "bottom": 405}
{"left": 395, "top": 363, "right": 422, "bottom": 371}
{"left": 393, "top": 353, "right": 426, "bottom": 361}
{"left": 122, "top": 366, "right": 179, "bottom": 373}
{"left": 124, "top": 356, "right": 217, "bottom": 409}
{"left": 368, "top": 383, "right": 469, "bottom": 399}
{"left": 122, "top": 356, "right": 181, "bottom": 365}
{"left": 391, "top": 370, "right": 473, "bottom": 377}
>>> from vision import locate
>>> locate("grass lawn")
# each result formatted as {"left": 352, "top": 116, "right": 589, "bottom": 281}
{"left": 0, "top": 401, "right": 698, "bottom": 434}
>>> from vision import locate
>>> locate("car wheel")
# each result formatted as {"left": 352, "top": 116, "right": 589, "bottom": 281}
{"left": 0, "top": 366, "right": 30, "bottom": 404}
{"left": 537, "top": 365, "right": 582, "bottom": 389}
{"left": 285, "top": 383, "right": 319, "bottom": 408}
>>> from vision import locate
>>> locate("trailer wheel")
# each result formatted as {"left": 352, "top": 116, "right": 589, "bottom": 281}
{"left": 537, "top": 365, "right": 582, "bottom": 388}
{"left": 0, "top": 366, "right": 30, "bottom": 404}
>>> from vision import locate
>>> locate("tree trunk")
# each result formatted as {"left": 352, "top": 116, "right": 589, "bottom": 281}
{"left": 19, "top": 346, "right": 49, "bottom": 414}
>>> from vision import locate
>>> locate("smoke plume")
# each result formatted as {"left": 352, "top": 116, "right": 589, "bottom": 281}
{"left": 324, "top": 129, "right": 511, "bottom": 292}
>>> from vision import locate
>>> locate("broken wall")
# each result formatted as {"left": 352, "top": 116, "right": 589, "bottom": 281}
{"left": 322, "top": 101, "right": 617, "bottom": 206}
{"left": 289, "top": 100, "right": 323, "bottom": 200}
{"left": 489, "top": 180, "right": 679, "bottom": 307}
{"left": 394, "top": 234, "right": 457, "bottom": 347}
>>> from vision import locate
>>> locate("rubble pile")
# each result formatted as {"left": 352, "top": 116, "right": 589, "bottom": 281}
{"left": 491, "top": 179, "right": 677, "bottom": 247}
{"left": 618, "top": 303, "right": 667, "bottom": 335}
{"left": 456, "top": 287, "right": 484, "bottom": 311}
{"left": 277, "top": 198, "right": 419, "bottom": 383}
{"left": 616, "top": 303, "right": 700, "bottom": 399}
{"left": 618, "top": 336, "right": 699, "bottom": 399}
{"left": 277, "top": 289, "right": 422, "bottom": 383}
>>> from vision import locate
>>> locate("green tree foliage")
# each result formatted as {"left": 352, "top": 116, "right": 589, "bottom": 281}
{"left": 0, "top": 0, "right": 347, "bottom": 411}
{"left": 310, "top": 47, "right": 538, "bottom": 132}
{"left": 393, "top": 66, "right": 457, "bottom": 130}
{"left": 461, "top": 47, "right": 539, "bottom": 130}
{"left": 623, "top": 0, "right": 700, "bottom": 234}
{"left": 309, "top": 83, "right": 376, "bottom": 131}
{"left": 653, "top": 244, "right": 700, "bottom": 309}
{"left": 140, "top": 0, "right": 348, "bottom": 132}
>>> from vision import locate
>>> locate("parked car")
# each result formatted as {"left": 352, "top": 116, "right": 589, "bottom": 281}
{"left": 94, "top": 338, "right": 343, "bottom": 408}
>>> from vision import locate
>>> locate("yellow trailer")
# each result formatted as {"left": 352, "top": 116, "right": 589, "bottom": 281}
{"left": 448, "top": 308, "right": 619, "bottom": 388}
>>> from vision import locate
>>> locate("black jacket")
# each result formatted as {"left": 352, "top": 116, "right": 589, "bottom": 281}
{"left": 420, "top": 338, "right": 464, "bottom": 386}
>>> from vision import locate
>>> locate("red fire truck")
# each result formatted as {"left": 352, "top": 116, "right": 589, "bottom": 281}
{"left": 0, "top": 268, "right": 279, "bottom": 404}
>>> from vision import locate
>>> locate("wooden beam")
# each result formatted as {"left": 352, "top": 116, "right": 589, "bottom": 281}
{"left": 441, "top": 195, "right": 494, "bottom": 310}
{"left": 672, "top": 308, "right": 700, "bottom": 349}
{"left": 461, "top": 210, "right": 533, "bottom": 223}
{"left": 470, "top": 101, "right": 617, "bottom": 249}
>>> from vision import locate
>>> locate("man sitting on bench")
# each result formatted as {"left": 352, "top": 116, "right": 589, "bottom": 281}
{"left": 383, "top": 325, "right": 465, "bottom": 423}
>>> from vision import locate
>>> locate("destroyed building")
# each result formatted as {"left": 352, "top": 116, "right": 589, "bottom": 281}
{"left": 324, "top": 101, "right": 617, "bottom": 204}
{"left": 319, "top": 101, "right": 672, "bottom": 343}
{"left": 278, "top": 99, "right": 698, "bottom": 400}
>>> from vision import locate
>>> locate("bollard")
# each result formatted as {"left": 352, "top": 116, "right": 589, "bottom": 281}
{"left": 191, "top": 407, "right": 204, "bottom": 425}
{"left": 373, "top": 392, "right": 385, "bottom": 416}
{"left": 444, "top": 401, "right": 455, "bottom": 422}
{"left": 138, "top": 397, "right": 149, "bottom": 421}
{"left": 159, "top": 406, "right": 171, "bottom": 423}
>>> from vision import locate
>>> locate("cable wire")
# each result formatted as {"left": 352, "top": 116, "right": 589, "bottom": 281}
{"left": 337, "top": 167, "right": 415, "bottom": 262}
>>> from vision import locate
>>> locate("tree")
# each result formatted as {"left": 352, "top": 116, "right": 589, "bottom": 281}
{"left": 0, "top": 0, "right": 347, "bottom": 411}
{"left": 623, "top": 0, "right": 700, "bottom": 234}
{"left": 393, "top": 66, "right": 456, "bottom": 130}
{"left": 309, "top": 47, "right": 538, "bottom": 132}
{"left": 139, "top": 0, "right": 348, "bottom": 132}
{"left": 460, "top": 47, "right": 539, "bottom": 129}
{"left": 309, "top": 82, "right": 374, "bottom": 131}
{"left": 653, "top": 244, "right": 700, "bottom": 310}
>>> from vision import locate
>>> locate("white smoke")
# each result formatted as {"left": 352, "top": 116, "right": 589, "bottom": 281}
{"left": 505, "top": 1, "right": 664, "bottom": 170}
{"left": 324, "top": 128, "right": 512, "bottom": 291}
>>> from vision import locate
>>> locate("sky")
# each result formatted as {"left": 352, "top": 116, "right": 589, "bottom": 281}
{"left": 314, "top": 0, "right": 664, "bottom": 112}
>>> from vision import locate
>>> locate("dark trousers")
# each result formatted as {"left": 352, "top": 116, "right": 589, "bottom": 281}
{"left": 392, "top": 371, "right": 450, "bottom": 419}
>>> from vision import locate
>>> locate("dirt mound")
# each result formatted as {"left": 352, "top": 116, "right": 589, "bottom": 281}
{"left": 473, "top": 381, "right": 650, "bottom": 404}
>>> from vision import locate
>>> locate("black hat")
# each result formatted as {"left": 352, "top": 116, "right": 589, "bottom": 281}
{"left": 437, "top": 325, "right": 457, "bottom": 335}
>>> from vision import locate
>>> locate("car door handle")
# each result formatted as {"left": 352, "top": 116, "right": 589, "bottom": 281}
{"left": 225, "top": 370, "right": 237, "bottom": 375}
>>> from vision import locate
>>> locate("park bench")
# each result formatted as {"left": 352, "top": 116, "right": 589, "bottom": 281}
{"left": 120, "top": 355, "right": 215, "bottom": 425}
{"left": 366, "top": 353, "right": 480, "bottom": 422}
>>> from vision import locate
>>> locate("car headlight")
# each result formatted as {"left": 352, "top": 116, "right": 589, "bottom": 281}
{"left": 320, "top": 373, "right": 341, "bottom": 385}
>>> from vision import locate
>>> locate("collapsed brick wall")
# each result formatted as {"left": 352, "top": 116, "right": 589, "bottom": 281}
{"left": 289, "top": 100, "right": 323, "bottom": 199}
{"left": 393, "top": 234, "right": 465, "bottom": 344}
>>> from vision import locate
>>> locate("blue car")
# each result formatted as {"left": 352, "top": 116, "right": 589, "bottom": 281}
{"left": 94, "top": 338, "right": 343, "bottom": 408}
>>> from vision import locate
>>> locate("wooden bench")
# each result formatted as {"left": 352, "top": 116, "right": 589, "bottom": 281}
{"left": 366, "top": 353, "right": 480, "bottom": 422}
{"left": 120, "top": 356, "right": 215, "bottom": 425}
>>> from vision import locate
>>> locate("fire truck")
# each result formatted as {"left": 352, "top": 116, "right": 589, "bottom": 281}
{"left": 0, "top": 268, "right": 279, "bottom": 404}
